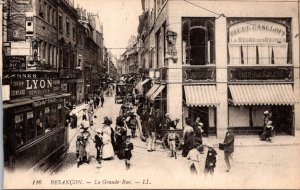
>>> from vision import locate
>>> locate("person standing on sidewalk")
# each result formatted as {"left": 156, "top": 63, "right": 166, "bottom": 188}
{"left": 167, "top": 128, "right": 177, "bottom": 159}
{"left": 222, "top": 129, "right": 235, "bottom": 172}
{"left": 146, "top": 115, "right": 156, "bottom": 152}
{"left": 123, "top": 136, "right": 134, "bottom": 170}
{"left": 140, "top": 105, "right": 149, "bottom": 140}
{"left": 100, "top": 91, "right": 105, "bottom": 107}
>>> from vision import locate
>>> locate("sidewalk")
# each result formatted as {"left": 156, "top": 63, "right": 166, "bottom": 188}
{"left": 204, "top": 131, "right": 300, "bottom": 148}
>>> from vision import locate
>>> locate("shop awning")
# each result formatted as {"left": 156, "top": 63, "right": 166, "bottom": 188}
{"left": 150, "top": 85, "right": 165, "bottom": 101}
{"left": 228, "top": 84, "right": 296, "bottom": 106}
{"left": 184, "top": 85, "right": 218, "bottom": 107}
{"left": 145, "top": 84, "right": 160, "bottom": 98}
{"left": 135, "top": 78, "right": 150, "bottom": 89}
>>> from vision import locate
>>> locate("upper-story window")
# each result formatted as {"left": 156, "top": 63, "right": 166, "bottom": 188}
{"left": 48, "top": 6, "right": 52, "bottom": 24}
{"left": 182, "top": 17, "right": 215, "bottom": 65}
{"left": 44, "top": 2, "right": 47, "bottom": 21}
{"left": 228, "top": 19, "right": 292, "bottom": 65}
{"left": 53, "top": 10, "right": 56, "bottom": 27}
{"left": 72, "top": 25, "right": 76, "bottom": 40}
{"left": 58, "top": 14, "right": 63, "bottom": 32}
{"left": 66, "top": 18, "right": 70, "bottom": 35}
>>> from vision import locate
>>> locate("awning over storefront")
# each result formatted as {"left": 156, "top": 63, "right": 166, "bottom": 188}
{"left": 150, "top": 85, "right": 165, "bottom": 101}
{"left": 228, "top": 84, "right": 296, "bottom": 106}
{"left": 135, "top": 78, "right": 150, "bottom": 89}
{"left": 184, "top": 85, "right": 218, "bottom": 107}
{"left": 145, "top": 84, "right": 160, "bottom": 98}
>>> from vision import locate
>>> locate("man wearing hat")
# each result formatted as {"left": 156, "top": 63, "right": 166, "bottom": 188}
{"left": 265, "top": 120, "right": 274, "bottom": 142}
{"left": 146, "top": 115, "right": 156, "bottom": 152}
{"left": 80, "top": 121, "right": 92, "bottom": 164}
{"left": 222, "top": 128, "right": 235, "bottom": 172}
{"left": 154, "top": 109, "right": 164, "bottom": 139}
{"left": 129, "top": 114, "right": 138, "bottom": 138}
{"left": 193, "top": 117, "right": 204, "bottom": 153}
{"left": 140, "top": 105, "right": 149, "bottom": 138}
{"left": 163, "top": 113, "right": 172, "bottom": 130}
{"left": 87, "top": 100, "right": 94, "bottom": 126}
{"left": 70, "top": 105, "right": 78, "bottom": 129}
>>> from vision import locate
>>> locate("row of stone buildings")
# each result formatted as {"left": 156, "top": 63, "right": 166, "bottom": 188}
{"left": 129, "top": 0, "right": 300, "bottom": 138}
{"left": 2, "top": 0, "right": 117, "bottom": 105}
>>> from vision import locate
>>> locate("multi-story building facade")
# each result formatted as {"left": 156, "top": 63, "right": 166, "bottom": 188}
{"left": 57, "top": 0, "right": 81, "bottom": 104}
{"left": 139, "top": 0, "right": 299, "bottom": 138}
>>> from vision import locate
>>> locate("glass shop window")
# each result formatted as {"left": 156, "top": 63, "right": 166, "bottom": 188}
{"left": 26, "top": 111, "right": 36, "bottom": 142}
{"left": 44, "top": 107, "right": 51, "bottom": 133}
{"left": 36, "top": 109, "right": 44, "bottom": 137}
{"left": 182, "top": 17, "right": 215, "bottom": 65}
{"left": 58, "top": 103, "right": 63, "bottom": 125}
{"left": 15, "top": 114, "right": 26, "bottom": 148}
{"left": 51, "top": 105, "right": 58, "bottom": 129}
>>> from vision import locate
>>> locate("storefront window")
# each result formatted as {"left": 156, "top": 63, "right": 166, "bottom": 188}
{"left": 51, "top": 105, "right": 58, "bottom": 129}
{"left": 182, "top": 18, "right": 215, "bottom": 65}
{"left": 44, "top": 107, "right": 51, "bottom": 133}
{"left": 58, "top": 103, "right": 63, "bottom": 125}
{"left": 36, "top": 109, "right": 44, "bottom": 137}
{"left": 26, "top": 111, "right": 36, "bottom": 142}
{"left": 15, "top": 114, "right": 26, "bottom": 148}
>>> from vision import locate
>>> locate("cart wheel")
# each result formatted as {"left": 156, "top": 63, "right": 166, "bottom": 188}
{"left": 162, "top": 133, "right": 181, "bottom": 150}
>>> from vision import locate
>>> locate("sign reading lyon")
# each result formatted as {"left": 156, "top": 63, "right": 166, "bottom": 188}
{"left": 26, "top": 79, "right": 52, "bottom": 90}
{"left": 229, "top": 20, "right": 287, "bottom": 44}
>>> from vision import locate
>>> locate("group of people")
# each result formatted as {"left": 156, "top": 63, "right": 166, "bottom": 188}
{"left": 75, "top": 116, "right": 134, "bottom": 169}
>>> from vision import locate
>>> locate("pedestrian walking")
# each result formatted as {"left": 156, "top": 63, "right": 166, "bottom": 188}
{"left": 129, "top": 114, "right": 138, "bottom": 138}
{"left": 94, "top": 128, "right": 103, "bottom": 164}
{"left": 100, "top": 92, "right": 105, "bottom": 107}
{"left": 115, "top": 117, "right": 127, "bottom": 159}
{"left": 102, "top": 118, "right": 114, "bottom": 160}
{"left": 87, "top": 101, "right": 94, "bottom": 126}
{"left": 154, "top": 109, "right": 164, "bottom": 139}
{"left": 167, "top": 128, "right": 177, "bottom": 159}
{"left": 76, "top": 134, "right": 86, "bottom": 168}
{"left": 146, "top": 115, "right": 156, "bottom": 152}
{"left": 193, "top": 117, "right": 204, "bottom": 154}
{"left": 70, "top": 105, "right": 78, "bottom": 129}
{"left": 187, "top": 144, "right": 202, "bottom": 175}
{"left": 182, "top": 118, "right": 194, "bottom": 157}
{"left": 123, "top": 136, "right": 134, "bottom": 170}
{"left": 221, "top": 129, "right": 235, "bottom": 172}
{"left": 140, "top": 105, "right": 149, "bottom": 140}
{"left": 260, "top": 110, "right": 272, "bottom": 141}
{"left": 204, "top": 143, "right": 217, "bottom": 175}
{"left": 81, "top": 121, "right": 91, "bottom": 164}
{"left": 162, "top": 113, "right": 172, "bottom": 130}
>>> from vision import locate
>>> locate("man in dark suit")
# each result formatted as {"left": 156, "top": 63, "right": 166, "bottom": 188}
{"left": 223, "top": 129, "right": 235, "bottom": 172}
{"left": 140, "top": 105, "right": 149, "bottom": 138}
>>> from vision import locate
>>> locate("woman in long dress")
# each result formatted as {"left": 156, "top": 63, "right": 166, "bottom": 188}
{"left": 102, "top": 122, "right": 114, "bottom": 160}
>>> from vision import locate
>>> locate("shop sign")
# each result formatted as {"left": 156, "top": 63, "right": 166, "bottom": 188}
{"left": 183, "top": 67, "right": 216, "bottom": 82}
{"left": 4, "top": 56, "right": 26, "bottom": 70}
{"left": 10, "top": 41, "right": 31, "bottom": 55}
{"left": 229, "top": 20, "right": 287, "bottom": 44}
{"left": 9, "top": 72, "right": 61, "bottom": 98}
{"left": 228, "top": 67, "right": 293, "bottom": 81}
{"left": 32, "top": 98, "right": 56, "bottom": 108}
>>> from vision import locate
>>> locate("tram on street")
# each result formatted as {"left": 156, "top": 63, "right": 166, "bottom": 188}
{"left": 3, "top": 93, "right": 71, "bottom": 172}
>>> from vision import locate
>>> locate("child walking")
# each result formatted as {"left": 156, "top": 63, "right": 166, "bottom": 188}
{"left": 204, "top": 143, "right": 217, "bottom": 175}
{"left": 123, "top": 136, "right": 134, "bottom": 169}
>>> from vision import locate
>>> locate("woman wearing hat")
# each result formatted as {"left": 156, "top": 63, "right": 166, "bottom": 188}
{"left": 115, "top": 117, "right": 127, "bottom": 159}
{"left": 102, "top": 118, "right": 114, "bottom": 160}
{"left": 182, "top": 118, "right": 194, "bottom": 157}
{"left": 265, "top": 120, "right": 274, "bottom": 142}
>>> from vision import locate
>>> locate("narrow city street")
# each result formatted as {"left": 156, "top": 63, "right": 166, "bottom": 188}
{"left": 50, "top": 94, "right": 300, "bottom": 189}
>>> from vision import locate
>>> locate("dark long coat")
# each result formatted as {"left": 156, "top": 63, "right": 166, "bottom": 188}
{"left": 223, "top": 132, "right": 234, "bottom": 153}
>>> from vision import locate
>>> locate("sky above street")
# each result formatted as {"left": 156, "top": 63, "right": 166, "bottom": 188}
{"left": 74, "top": 0, "right": 142, "bottom": 58}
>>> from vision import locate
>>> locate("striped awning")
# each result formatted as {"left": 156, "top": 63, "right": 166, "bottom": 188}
{"left": 135, "top": 78, "right": 150, "bottom": 89}
{"left": 228, "top": 84, "right": 296, "bottom": 106}
{"left": 184, "top": 85, "right": 218, "bottom": 107}
{"left": 145, "top": 84, "right": 160, "bottom": 98}
{"left": 150, "top": 85, "right": 165, "bottom": 101}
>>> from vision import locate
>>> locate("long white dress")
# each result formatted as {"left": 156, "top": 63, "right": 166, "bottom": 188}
{"left": 102, "top": 126, "right": 114, "bottom": 159}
